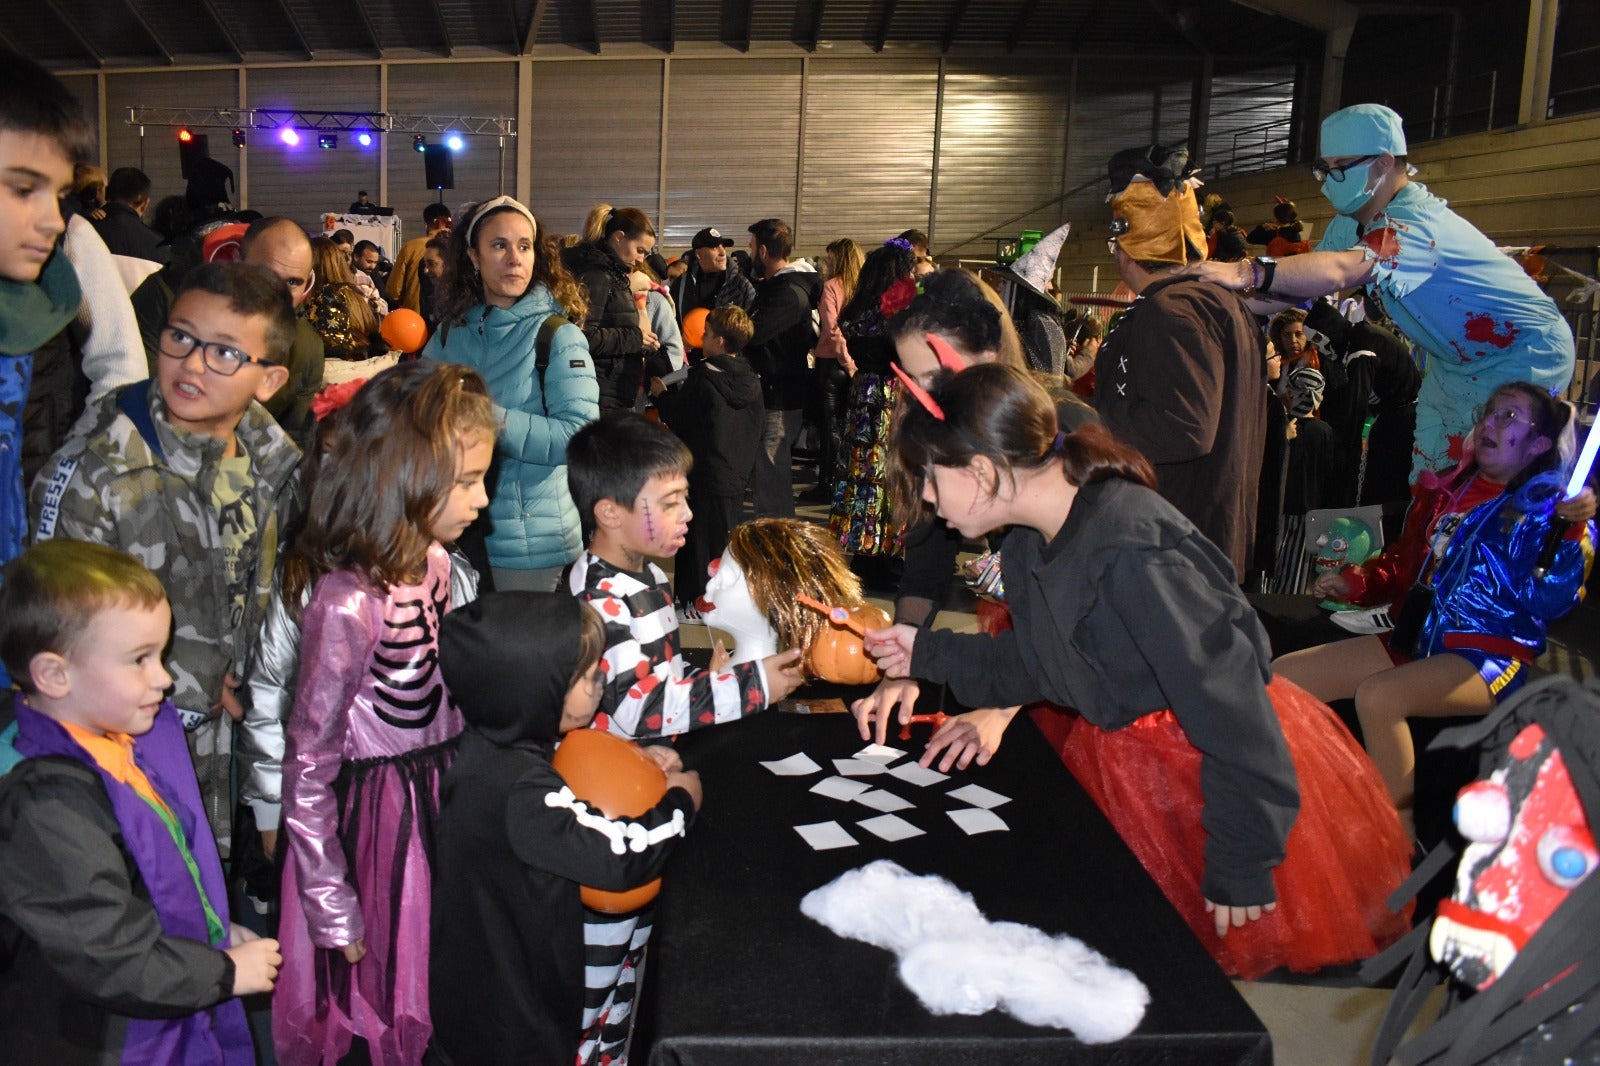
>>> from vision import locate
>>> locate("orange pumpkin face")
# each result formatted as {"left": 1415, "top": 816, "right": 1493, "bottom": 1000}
{"left": 550, "top": 728, "right": 669, "bottom": 913}
{"left": 805, "top": 604, "right": 892, "bottom": 685}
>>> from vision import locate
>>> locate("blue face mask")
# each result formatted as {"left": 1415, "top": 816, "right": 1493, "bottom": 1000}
{"left": 1321, "top": 161, "right": 1377, "bottom": 216}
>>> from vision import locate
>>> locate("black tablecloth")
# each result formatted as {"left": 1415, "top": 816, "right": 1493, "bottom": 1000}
{"left": 636, "top": 698, "right": 1271, "bottom": 1065}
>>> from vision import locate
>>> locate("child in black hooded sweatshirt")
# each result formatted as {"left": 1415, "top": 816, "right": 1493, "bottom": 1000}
{"left": 429, "top": 591, "right": 701, "bottom": 1066}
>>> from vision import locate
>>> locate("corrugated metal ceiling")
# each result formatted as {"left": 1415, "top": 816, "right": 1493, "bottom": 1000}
{"left": 10, "top": 0, "right": 1362, "bottom": 69}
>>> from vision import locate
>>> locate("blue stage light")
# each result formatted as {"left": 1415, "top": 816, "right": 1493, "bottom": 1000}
{"left": 355, "top": 130, "right": 374, "bottom": 148}
{"left": 279, "top": 127, "right": 300, "bottom": 147}
{"left": 446, "top": 133, "right": 465, "bottom": 152}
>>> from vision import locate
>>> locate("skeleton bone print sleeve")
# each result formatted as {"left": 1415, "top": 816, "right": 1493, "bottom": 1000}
{"left": 571, "top": 551, "right": 767, "bottom": 740}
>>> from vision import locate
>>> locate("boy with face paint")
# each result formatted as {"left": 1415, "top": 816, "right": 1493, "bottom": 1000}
{"left": 566, "top": 414, "right": 804, "bottom": 744}
{"left": 1191, "top": 103, "right": 1574, "bottom": 482}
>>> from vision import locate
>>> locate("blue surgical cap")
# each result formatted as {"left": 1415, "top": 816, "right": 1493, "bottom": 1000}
{"left": 1320, "top": 104, "right": 1407, "bottom": 159}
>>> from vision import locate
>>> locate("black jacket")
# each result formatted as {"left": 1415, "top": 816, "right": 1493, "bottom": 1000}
{"left": 654, "top": 355, "right": 765, "bottom": 496}
{"left": 561, "top": 241, "right": 645, "bottom": 411}
{"left": 431, "top": 592, "right": 695, "bottom": 1066}
{"left": 912, "top": 478, "right": 1298, "bottom": 907}
{"left": 92, "top": 204, "right": 167, "bottom": 263}
{"left": 667, "top": 263, "right": 756, "bottom": 326}
{"left": 745, "top": 265, "right": 821, "bottom": 411}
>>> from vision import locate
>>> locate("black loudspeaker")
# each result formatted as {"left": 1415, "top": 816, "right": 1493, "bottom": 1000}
{"left": 423, "top": 144, "right": 454, "bottom": 191}
{"left": 179, "top": 133, "right": 211, "bottom": 180}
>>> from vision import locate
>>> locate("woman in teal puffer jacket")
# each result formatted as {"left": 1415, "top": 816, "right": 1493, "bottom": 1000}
{"left": 423, "top": 196, "right": 600, "bottom": 591}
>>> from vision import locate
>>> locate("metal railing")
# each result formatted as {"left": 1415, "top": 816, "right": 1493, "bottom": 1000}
{"left": 1209, "top": 116, "right": 1294, "bottom": 181}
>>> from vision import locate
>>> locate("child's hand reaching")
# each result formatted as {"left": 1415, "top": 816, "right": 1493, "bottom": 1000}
{"left": 666, "top": 769, "right": 703, "bottom": 810}
{"left": 640, "top": 744, "right": 683, "bottom": 773}
{"left": 760, "top": 648, "right": 806, "bottom": 704}
{"left": 226, "top": 936, "right": 283, "bottom": 996}
{"left": 709, "top": 639, "right": 731, "bottom": 675}
{"left": 341, "top": 939, "right": 367, "bottom": 964}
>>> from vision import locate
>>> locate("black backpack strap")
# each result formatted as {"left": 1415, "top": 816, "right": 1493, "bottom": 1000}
{"left": 534, "top": 314, "right": 569, "bottom": 415}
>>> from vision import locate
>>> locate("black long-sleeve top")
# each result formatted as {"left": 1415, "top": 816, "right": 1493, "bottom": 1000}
{"left": 911, "top": 478, "right": 1299, "bottom": 906}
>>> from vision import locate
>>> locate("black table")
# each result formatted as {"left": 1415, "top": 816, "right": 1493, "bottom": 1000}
{"left": 636, "top": 698, "right": 1272, "bottom": 1065}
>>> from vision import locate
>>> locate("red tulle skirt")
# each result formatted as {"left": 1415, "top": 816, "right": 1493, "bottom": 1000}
{"left": 1031, "top": 679, "right": 1414, "bottom": 979}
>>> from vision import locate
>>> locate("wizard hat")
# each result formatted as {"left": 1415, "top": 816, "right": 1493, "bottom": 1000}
{"left": 1003, "top": 222, "right": 1071, "bottom": 307}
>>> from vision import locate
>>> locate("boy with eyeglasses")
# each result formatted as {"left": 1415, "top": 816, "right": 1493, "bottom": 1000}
{"left": 30, "top": 261, "right": 302, "bottom": 858}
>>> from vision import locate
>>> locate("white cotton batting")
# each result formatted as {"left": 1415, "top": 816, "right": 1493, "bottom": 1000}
{"left": 798, "top": 858, "right": 990, "bottom": 953}
{"left": 800, "top": 861, "right": 1148, "bottom": 1044}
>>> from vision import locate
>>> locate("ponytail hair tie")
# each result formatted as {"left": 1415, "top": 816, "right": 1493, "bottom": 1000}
{"left": 1054, "top": 430, "right": 1067, "bottom": 451}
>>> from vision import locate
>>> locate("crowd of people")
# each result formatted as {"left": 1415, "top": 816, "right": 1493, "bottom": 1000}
{"left": 0, "top": 43, "right": 1595, "bottom": 1066}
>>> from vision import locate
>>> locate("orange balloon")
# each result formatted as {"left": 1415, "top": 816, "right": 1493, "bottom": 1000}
{"left": 380, "top": 308, "right": 429, "bottom": 354}
{"left": 549, "top": 728, "right": 669, "bottom": 913}
{"left": 682, "top": 306, "right": 709, "bottom": 350}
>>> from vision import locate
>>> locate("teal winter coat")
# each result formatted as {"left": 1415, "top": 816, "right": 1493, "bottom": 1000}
{"left": 424, "top": 284, "right": 600, "bottom": 571}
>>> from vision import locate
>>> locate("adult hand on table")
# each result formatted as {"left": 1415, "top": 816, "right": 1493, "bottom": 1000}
{"left": 850, "top": 676, "right": 922, "bottom": 745}
{"left": 920, "top": 706, "right": 1022, "bottom": 771}
{"left": 1204, "top": 898, "right": 1277, "bottom": 937}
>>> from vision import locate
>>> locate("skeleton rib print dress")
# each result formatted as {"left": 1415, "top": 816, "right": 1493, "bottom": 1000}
{"left": 276, "top": 541, "right": 464, "bottom": 1066}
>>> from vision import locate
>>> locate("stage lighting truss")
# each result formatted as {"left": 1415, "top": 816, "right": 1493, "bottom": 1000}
{"left": 126, "top": 107, "right": 515, "bottom": 141}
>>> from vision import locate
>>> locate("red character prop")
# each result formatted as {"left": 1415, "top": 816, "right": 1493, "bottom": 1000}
{"left": 897, "top": 713, "right": 950, "bottom": 742}
{"left": 1431, "top": 722, "right": 1596, "bottom": 990}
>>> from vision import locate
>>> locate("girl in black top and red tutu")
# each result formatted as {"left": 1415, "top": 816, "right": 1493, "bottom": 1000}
{"left": 857, "top": 362, "right": 1413, "bottom": 978}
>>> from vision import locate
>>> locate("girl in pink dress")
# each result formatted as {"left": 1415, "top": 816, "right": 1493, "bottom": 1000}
{"left": 272, "top": 363, "right": 496, "bottom": 1064}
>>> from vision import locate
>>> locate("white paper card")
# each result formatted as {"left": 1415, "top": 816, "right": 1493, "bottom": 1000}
{"left": 854, "top": 743, "right": 906, "bottom": 764}
{"left": 947, "top": 783, "right": 1012, "bottom": 809}
{"left": 811, "top": 776, "right": 873, "bottom": 802}
{"left": 854, "top": 789, "right": 915, "bottom": 813}
{"left": 948, "top": 807, "right": 1009, "bottom": 835}
{"left": 761, "top": 752, "right": 823, "bottom": 776}
{"left": 886, "top": 761, "right": 949, "bottom": 787}
{"left": 857, "top": 814, "right": 925, "bottom": 842}
{"left": 794, "top": 821, "right": 858, "bottom": 850}
{"left": 833, "top": 757, "right": 889, "bottom": 777}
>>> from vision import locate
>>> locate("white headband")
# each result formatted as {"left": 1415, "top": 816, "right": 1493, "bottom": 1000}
{"left": 465, "top": 195, "right": 538, "bottom": 245}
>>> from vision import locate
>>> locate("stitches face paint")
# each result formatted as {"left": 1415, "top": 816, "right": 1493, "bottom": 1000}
{"left": 622, "top": 471, "right": 691, "bottom": 560}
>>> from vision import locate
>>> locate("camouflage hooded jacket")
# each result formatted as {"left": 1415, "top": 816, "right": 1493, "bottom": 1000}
{"left": 29, "top": 380, "right": 301, "bottom": 718}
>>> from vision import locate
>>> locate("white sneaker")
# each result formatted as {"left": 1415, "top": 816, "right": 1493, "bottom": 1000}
{"left": 676, "top": 604, "right": 703, "bottom": 625}
{"left": 1329, "top": 606, "right": 1394, "bottom": 634}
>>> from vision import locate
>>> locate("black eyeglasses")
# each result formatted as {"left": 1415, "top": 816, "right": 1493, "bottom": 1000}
{"left": 158, "top": 325, "right": 276, "bottom": 376}
{"left": 1311, "top": 155, "right": 1381, "bottom": 182}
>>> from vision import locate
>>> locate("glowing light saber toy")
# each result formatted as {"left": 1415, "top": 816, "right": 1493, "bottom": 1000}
{"left": 1564, "top": 415, "right": 1600, "bottom": 501}
{"left": 1534, "top": 416, "right": 1600, "bottom": 578}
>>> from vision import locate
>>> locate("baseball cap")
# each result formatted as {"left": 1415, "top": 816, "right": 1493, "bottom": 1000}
{"left": 692, "top": 227, "right": 735, "bottom": 249}
{"left": 1319, "top": 104, "right": 1407, "bottom": 159}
